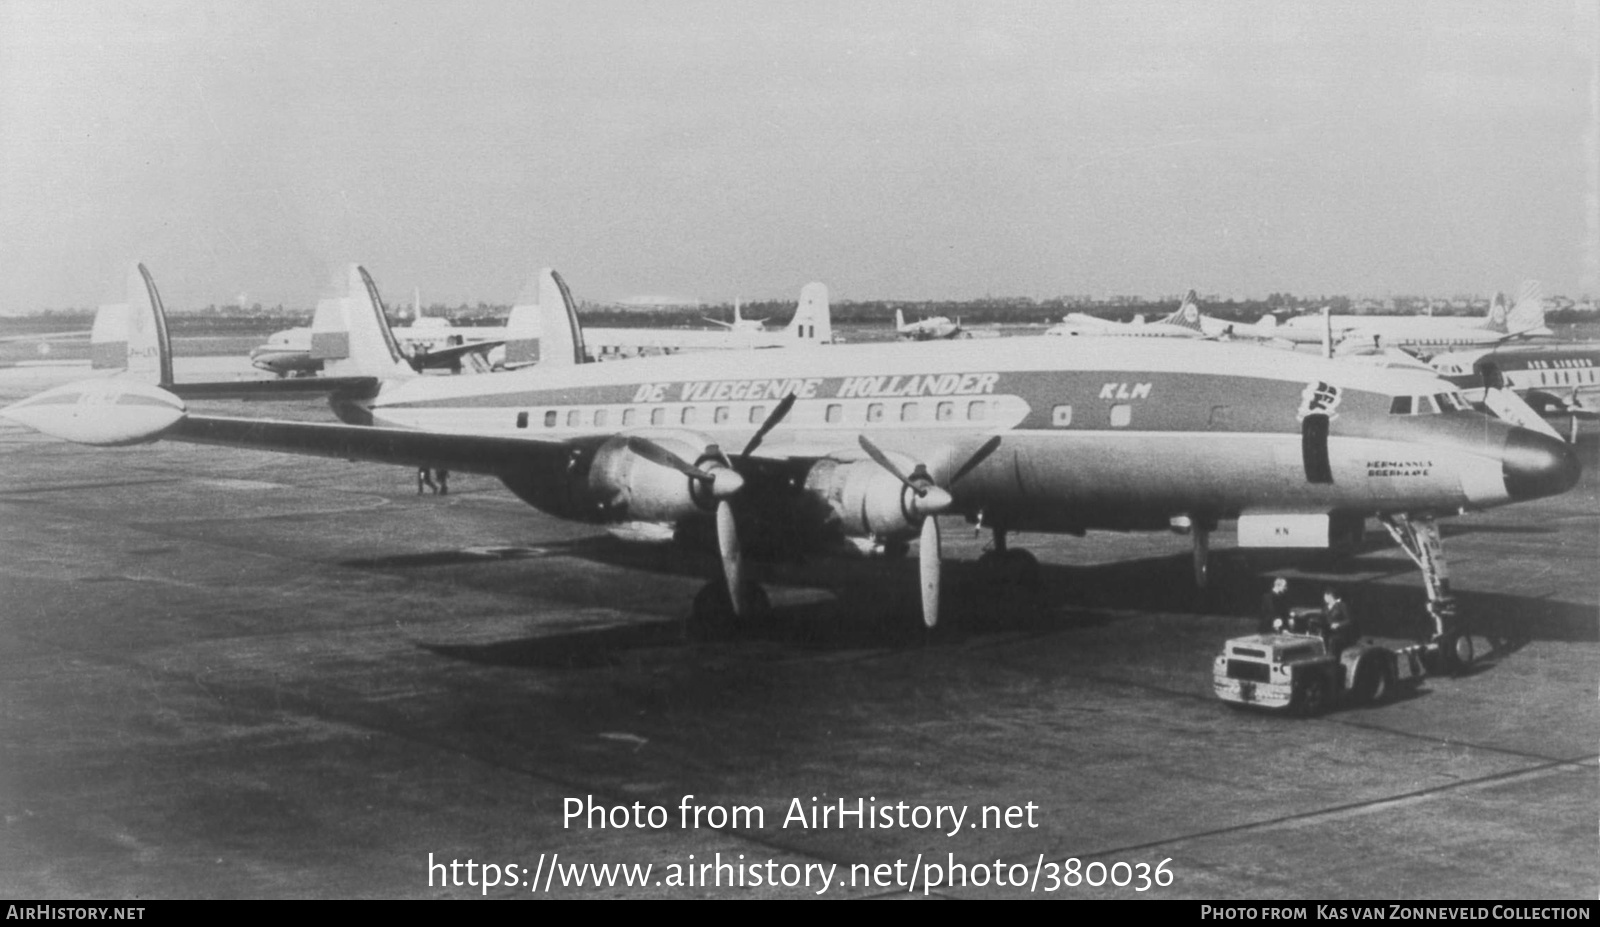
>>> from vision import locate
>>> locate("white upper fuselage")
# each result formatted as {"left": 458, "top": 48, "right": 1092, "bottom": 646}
{"left": 359, "top": 334, "right": 1531, "bottom": 522}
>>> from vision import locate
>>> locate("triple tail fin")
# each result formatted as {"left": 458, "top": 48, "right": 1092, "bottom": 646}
{"left": 89, "top": 262, "right": 174, "bottom": 385}
{"left": 310, "top": 265, "right": 415, "bottom": 379}
{"left": 785, "top": 282, "right": 832, "bottom": 344}
{"left": 503, "top": 268, "right": 587, "bottom": 367}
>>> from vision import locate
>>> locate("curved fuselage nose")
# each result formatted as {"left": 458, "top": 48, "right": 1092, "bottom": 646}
{"left": 1500, "top": 427, "right": 1581, "bottom": 501}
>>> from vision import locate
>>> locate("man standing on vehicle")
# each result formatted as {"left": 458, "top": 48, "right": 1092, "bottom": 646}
{"left": 1322, "top": 587, "right": 1358, "bottom": 655}
{"left": 1260, "top": 577, "right": 1293, "bottom": 633}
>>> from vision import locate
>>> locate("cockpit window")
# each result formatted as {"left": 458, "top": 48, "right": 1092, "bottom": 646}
{"left": 1391, "top": 393, "right": 1466, "bottom": 415}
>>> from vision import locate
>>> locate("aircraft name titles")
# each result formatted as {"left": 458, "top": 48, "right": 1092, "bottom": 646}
{"left": 1367, "top": 459, "right": 1433, "bottom": 478}
{"left": 628, "top": 373, "right": 1002, "bottom": 405}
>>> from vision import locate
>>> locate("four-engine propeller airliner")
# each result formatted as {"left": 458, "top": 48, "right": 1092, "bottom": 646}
{"left": 2, "top": 264, "right": 1580, "bottom": 666}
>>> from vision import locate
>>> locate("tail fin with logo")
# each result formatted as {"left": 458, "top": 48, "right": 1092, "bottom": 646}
{"left": 785, "top": 282, "right": 832, "bottom": 344}
{"left": 503, "top": 268, "right": 587, "bottom": 367}
{"left": 1160, "top": 289, "right": 1207, "bottom": 334}
{"left": 309, "top": 265, "right": 415, "bottom": 379}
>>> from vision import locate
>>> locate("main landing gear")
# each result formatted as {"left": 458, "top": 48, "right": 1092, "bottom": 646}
{"left": 976, "top": 528, "right": 1040, "bottom": 590}
{"left": 689, "top": 577, "right": 771, "bottom": 640}
{"left": 1379, "top": 513, "right": 1474, "bottom": 674}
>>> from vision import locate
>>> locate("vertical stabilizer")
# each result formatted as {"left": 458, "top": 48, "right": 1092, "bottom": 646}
{"left": 1483, "top": 292, "right": 1510, "bottom": 331}
{"left": 1162, "top": 289, "right": 1206, "bottom": 334}
{"left": 895, "top": 308, "right": 906, "bottom": 332}
{"left": 537, "top": 269, "right": 587, "bottom": 366}
{"left": 786, "top": 282, "right": 832, "bottom": 344}
{"left": 311, "top": 265, "right": 414, "bottom": 378}
{"left": 502, "top": 268, "right": 585, "bottom": 368}
{"left": 90, "top": 262, "right": 173, "bottom": 384}
{"left": 1506, "top": 280, "right": 1547, "bottom": 334}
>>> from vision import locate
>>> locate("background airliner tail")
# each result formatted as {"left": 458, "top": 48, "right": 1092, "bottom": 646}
{"left": 1161, "top": 289, "right": 1206, "bottom": 334}
{"left": 308, "top": 265, "right": 415, "bottom": 379}
{"left": 503, "top": 268, "right": 586, "bottom": 367}
{"left": 1482, "top": 292, "right": 1510, "bottom": 332}
{"left": 1505, "top": 280, "right": 1548, "bottom": 335}
{"left": 786, "top": 282, "right": 832, "bottom": 344}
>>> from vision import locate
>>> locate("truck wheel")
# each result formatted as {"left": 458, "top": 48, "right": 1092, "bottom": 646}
{"left": 1294, "top": 676, "right": 1331, "bottom": 717}
{"left": 1353, "top": 654, "right": 1396, "bottom": 705}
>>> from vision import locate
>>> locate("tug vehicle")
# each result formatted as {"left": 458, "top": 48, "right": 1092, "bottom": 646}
{"left": 1213, "top": 610, "right": 1429, "bottom": 715}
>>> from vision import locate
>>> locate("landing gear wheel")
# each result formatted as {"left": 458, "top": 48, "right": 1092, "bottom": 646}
{"left": 1437, "top": 633, "right": 1474, "bottom": 675}
{"left": 688, "top": 579, "right": 769, "bottom": 641}
{"left": 1294, "top": 675, "right": 1331, "bottom": 717}
{"left": 979, "top": 548, "right": 1039, "bottom": 589}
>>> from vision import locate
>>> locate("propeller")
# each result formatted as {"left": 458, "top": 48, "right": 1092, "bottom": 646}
{"left": 624, "top": 394, "right": 798, "bottom": 618}
{"left": 856, "top": 434, "right": 1001, "bottom": 628}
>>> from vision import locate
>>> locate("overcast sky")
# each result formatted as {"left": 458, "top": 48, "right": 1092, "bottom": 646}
{"left": 0, "top": 0, "right": 1595, "bottom": 312}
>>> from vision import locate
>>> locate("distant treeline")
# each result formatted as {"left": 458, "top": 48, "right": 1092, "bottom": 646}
{"left": 5, "top": 296, "right": 1597, "bottom": 336}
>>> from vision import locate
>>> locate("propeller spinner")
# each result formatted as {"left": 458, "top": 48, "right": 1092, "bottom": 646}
{"left": 624, "top": 393, "right": 797, "bottom": 619}
{"left": 857, "top": 434, "right": 1000, "bottom": 628}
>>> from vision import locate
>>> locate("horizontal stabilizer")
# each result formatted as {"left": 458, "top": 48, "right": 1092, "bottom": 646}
{"left": 168, "top": 377, "right": 381, "bottom": 402}
{"left": 1, "top": 379, "right": 185, "bottom": 445}
{"left": 1482, "top": 387, "right": 1563, "bottom": 441}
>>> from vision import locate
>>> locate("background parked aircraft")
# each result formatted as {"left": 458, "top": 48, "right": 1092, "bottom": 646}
{"left": 894, "top": 309, "right": 962, "bottom": 340}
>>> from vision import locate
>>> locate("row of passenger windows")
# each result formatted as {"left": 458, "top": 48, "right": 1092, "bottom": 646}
{"left": 1516, "top": 368, "right": 1597, "bottom": 387}
{"left": 515, "top": 400, "right": 997, "bottom": 430}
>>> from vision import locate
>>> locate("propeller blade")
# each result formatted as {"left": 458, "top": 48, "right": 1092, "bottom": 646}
{"left": 626, "top": 437, "right": 715, "bottom": 482}
{"left": 947, "top": 436, "right": 1001, "bottom": 486}
{"left": 740, "top": 392, "right": 797, "bottom": 460}
{"left": 857, "top": 434, "right": 923, "bottom": 494}
{"left": 919, "top": 514, "right": 942, "bottom": 628}
{"left": 716, "top": 499, "right": 746, "bottom": 617}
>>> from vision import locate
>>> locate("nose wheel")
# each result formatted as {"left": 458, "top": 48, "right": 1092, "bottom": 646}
{"left": 1380, "top": 513, "right": 1474, "bottom": 675}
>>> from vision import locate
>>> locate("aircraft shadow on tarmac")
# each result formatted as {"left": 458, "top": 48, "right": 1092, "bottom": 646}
{"left": 400, "top": 537, "right": 1593, "bottom": 671}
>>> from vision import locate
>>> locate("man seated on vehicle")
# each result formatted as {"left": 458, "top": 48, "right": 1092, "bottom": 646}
{"left": 1321, "top": 587, "right": 1358, "bottom": 656}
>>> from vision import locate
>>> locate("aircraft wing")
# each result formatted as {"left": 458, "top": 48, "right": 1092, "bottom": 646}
{"left": 169, "top": 415, "right": 573, "bottom": 475}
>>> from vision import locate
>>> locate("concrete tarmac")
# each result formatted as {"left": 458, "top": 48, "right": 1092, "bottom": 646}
{"left": 0, "top": 362, "right": 1594, "bottom": 899}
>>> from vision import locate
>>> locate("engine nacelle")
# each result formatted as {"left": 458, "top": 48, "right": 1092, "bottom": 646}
{"left": 586, "top": 431, "right": 716, "bottom": 523}
{"left": 802, "top": 457, "right": 925, "bottom": 539}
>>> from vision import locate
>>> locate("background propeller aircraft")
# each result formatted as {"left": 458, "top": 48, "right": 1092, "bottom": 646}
{"left": 2, "top": 264, "right": 1580, "bottom": 664}
{"left": 894, "top": 309, "right": 962, "bottom": 341}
